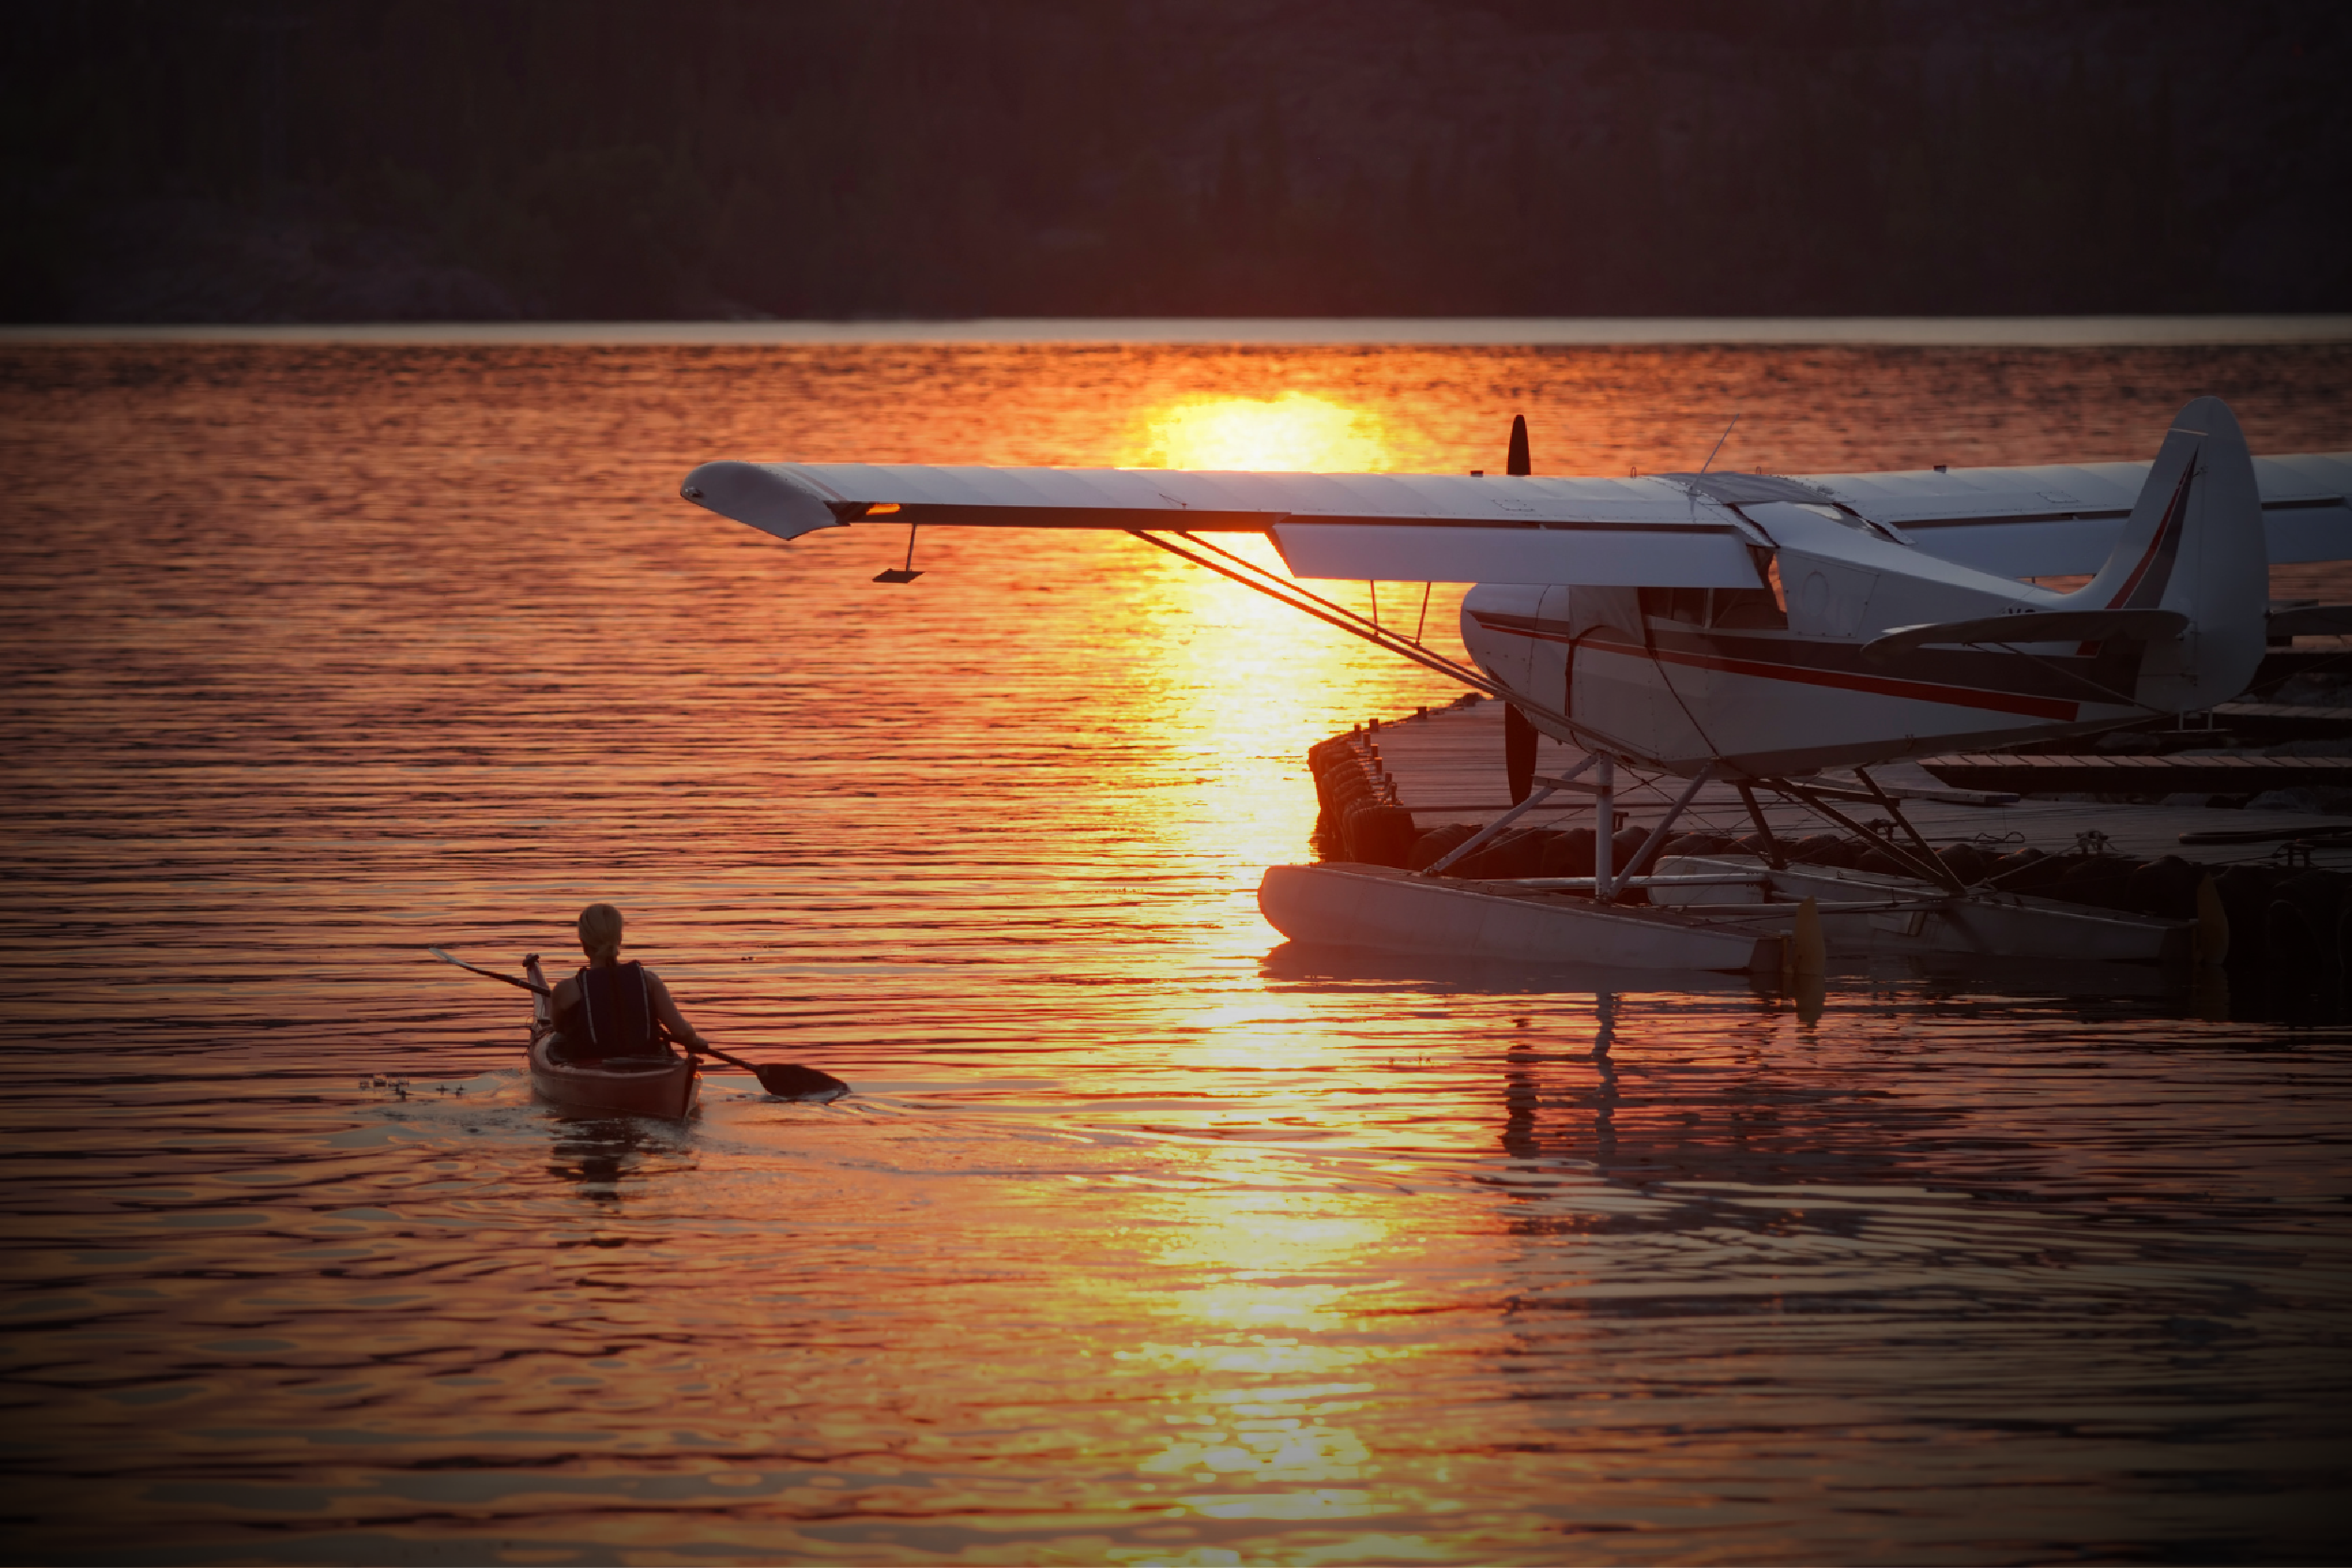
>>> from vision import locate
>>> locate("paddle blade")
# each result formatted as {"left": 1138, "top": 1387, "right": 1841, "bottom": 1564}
{"left": 755, "top": 1063, "right": 850, "bottom": 1101}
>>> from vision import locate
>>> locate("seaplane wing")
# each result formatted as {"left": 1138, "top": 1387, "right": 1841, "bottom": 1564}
{"left": 684, "top": 448, "right": 2349, "bottom": 591}
{"left": 684, "top": 399, "right": 2335, "bottom": 778}
{"left": 1797, "top": 452, "right": 2352, "bottom": 577}
{"left": 682, "top": 459, "right": 1767, "bottom": 587}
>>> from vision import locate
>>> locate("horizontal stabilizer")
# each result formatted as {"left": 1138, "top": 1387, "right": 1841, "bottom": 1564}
{"left": 2267, "top": 603, "right": 2352, "bottom": 637}
{"left": 1863, "top": 608, "right": 2187, "bottom": 660}
{"left": 1271, "top": 521, "right": 1763, "bottom": 587}
{"left": 1807, "top": 451, "right": 2350, "bottom": 575}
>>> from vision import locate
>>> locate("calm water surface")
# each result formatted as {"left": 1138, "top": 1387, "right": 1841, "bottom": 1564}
{"left": 3, "top": 341, "right": 2351, "bottom": 1563}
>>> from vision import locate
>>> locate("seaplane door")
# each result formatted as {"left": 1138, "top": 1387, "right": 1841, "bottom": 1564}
{"left": 1468, "top": 582, "right": 1547, "bottom": 700}
{"left": 1532, "top": 584, "right": 1573, "bottom": 718}
{"left": 1560, "top": 584, "right": 1708, "bottom": 764}
{"left": 1560, "top": 585, "right": 1642, "bottom": 722}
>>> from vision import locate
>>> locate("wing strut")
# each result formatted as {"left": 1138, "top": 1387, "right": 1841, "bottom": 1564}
{"left": 1125, "top": 529, "right": 1597, "bottom": 746}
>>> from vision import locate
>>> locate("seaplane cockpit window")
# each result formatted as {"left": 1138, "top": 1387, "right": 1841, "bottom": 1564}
{"left": 1707, "top": 588, "right": 1788, "bottom": 630}
{"left": 1640, "top": 586, "right": 1787, "bottom": 630}
{"left": 1641, "top": 587, "right": 1713, "bottom": 626}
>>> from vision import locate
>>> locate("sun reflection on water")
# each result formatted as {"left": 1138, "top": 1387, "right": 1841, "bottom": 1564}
{"left": 1128, "top": 392, "right": 1391, "bottom": 473}
{"left": 1121, "top": 1187, "right": 1418, "bottom": 1528}
{"left": 1122, "top": 570, "right": 1465, "bottom": 960}
{"left": 982, "top": 390, "right": 1486, "bottom": 1540}
{"left": 1105, "top": 389, "right": 1430, "bottom": 940}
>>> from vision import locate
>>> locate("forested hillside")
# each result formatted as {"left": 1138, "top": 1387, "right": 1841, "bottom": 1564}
{"left": 5, "top": 0, "right": 2344, "bottom": 320}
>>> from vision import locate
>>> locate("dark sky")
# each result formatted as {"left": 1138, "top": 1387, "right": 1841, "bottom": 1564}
{"left": 5, "top": 0, "right": 2347, "bottom": 321}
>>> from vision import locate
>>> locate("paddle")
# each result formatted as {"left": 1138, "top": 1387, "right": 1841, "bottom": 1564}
{"left": 680, "top": 1041, "right": 848, "bottom": 1101}
{"left": 429, "top": 946, "right": 548, "bottom": 994}
{"left": 426, "top": 947, "right": 849, "bottom": 1099}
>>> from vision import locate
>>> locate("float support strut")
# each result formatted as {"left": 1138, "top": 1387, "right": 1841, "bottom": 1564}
{"left": 1772, "top": 779, "right": 1963, "bottom": 894}
{"left": 1609, "top": 764, "right": 1716, "bottom": 898}
{"left": 1423, "top": 753, "right": 1601, "bottom": 877}
{"left": 1594, "top": 759, "right": 1616, "bottom": 895}
{"left": 1853, "top": 767, "right": 1964, "bottom": 893}
{"left": 1734, "top": 782, "right": 1788, "bottom": 869}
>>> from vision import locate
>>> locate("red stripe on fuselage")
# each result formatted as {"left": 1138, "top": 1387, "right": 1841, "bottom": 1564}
{"left": 2106, "top": 458, "right": 2196, "bottom": 610}
{"left": 1477, "top": 618, "right": 2081, "bottom": 721}
{"left": 1629, "top": 639, "right": 2080, "bottom": 720}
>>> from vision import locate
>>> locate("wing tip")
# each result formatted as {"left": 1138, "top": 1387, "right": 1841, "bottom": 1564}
{"left": 680, "top": 461, "right": 844, "bottom": 541}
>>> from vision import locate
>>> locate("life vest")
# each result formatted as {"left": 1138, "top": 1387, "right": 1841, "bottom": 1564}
{"left": 572, "top": 961, "right": 660, "bottom": 1055}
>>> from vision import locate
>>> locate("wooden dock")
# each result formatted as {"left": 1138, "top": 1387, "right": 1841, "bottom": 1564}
{"left": 1328, "top": 695, "right": 2352, "bottom": 872}
{"left": 1920, "top": 752, "right": 2352, "bottom": 795}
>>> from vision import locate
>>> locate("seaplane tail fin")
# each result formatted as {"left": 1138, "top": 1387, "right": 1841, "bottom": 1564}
{"left": 2057, "top": 395, "right": 2266, "bottom": 710}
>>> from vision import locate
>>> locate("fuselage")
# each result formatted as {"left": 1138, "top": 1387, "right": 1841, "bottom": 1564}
{"left": 1459, "top": 578, "right": 2146, "bottom": 777}
{"left": 1458, "top": 411, "right": 2264, "bottom": 778}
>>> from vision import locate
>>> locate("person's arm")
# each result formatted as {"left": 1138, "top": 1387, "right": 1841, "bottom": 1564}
{"left": 540, "top": 973, "right": 579, "bottom": 1040}
{"left": 644, "top": 970, "right": 707, "bottom": 1051}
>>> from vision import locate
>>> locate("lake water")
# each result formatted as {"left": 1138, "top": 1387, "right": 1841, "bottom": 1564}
{"left": 3, "top": 337, "right": 2350, "bottom": 1564}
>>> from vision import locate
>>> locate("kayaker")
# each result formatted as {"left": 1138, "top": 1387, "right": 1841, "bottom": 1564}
{"left": 548, "top": 903, "right": 708, "bottom": 1061}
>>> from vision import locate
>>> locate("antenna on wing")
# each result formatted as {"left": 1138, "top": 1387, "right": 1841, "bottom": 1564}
{"left": 1506, "top": 415, "right": 1532, "bottom": 476}
{"left": 1696, "top": 413, "right": 1740, "bottom": 477}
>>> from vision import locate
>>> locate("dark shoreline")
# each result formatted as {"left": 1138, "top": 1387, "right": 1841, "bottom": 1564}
{"left": 8, "top": 315, "right": 2352, "bottom": 346}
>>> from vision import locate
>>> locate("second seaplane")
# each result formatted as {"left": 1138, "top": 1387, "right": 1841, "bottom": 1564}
{"left": 679, "top": 397, "right": 2352, "bottom": 973}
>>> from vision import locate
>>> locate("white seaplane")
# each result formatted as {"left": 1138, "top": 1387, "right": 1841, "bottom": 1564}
{"left": 681, "top": 397, "right": 2352, "bottom": 973}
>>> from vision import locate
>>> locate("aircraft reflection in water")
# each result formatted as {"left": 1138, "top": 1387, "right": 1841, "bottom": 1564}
{"left": 1492, "top": 995, "right": 1956, "bottom": 1194}
{"left": 1258, "top": 941, "right": 2268, "bottom": 1194}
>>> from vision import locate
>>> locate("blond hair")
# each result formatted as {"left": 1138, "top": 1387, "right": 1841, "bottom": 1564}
{"left": 577, "top": 903, "right": 625, "bottom": 963}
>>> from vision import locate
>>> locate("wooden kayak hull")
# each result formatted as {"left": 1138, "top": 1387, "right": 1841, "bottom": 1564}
{"left": 528, "top": 1033, "right": 700, "bottom": 1120}
{"left": 521, "top": 953, "right": 698, "bottom": 1120}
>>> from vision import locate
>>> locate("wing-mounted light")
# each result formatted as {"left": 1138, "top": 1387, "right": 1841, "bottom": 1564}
{"left": 678, "top": 461, "right": 849, "bottom": 541}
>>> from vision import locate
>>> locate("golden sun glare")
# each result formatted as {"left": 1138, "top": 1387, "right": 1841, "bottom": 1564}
{"left": 1135, "top": 393, "right": 1390, "bottom": 473}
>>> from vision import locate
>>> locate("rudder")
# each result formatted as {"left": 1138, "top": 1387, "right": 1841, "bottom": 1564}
{"left": 2058, "top": 395, "right": 2266, "bottom": 712}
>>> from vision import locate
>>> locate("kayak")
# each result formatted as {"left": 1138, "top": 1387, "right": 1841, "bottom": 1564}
{"left": 527, "top": 1033, "right": 700, "bottom": 1119}
{"left": 523, "top": 955, "right": 700, "bottom": 1120}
